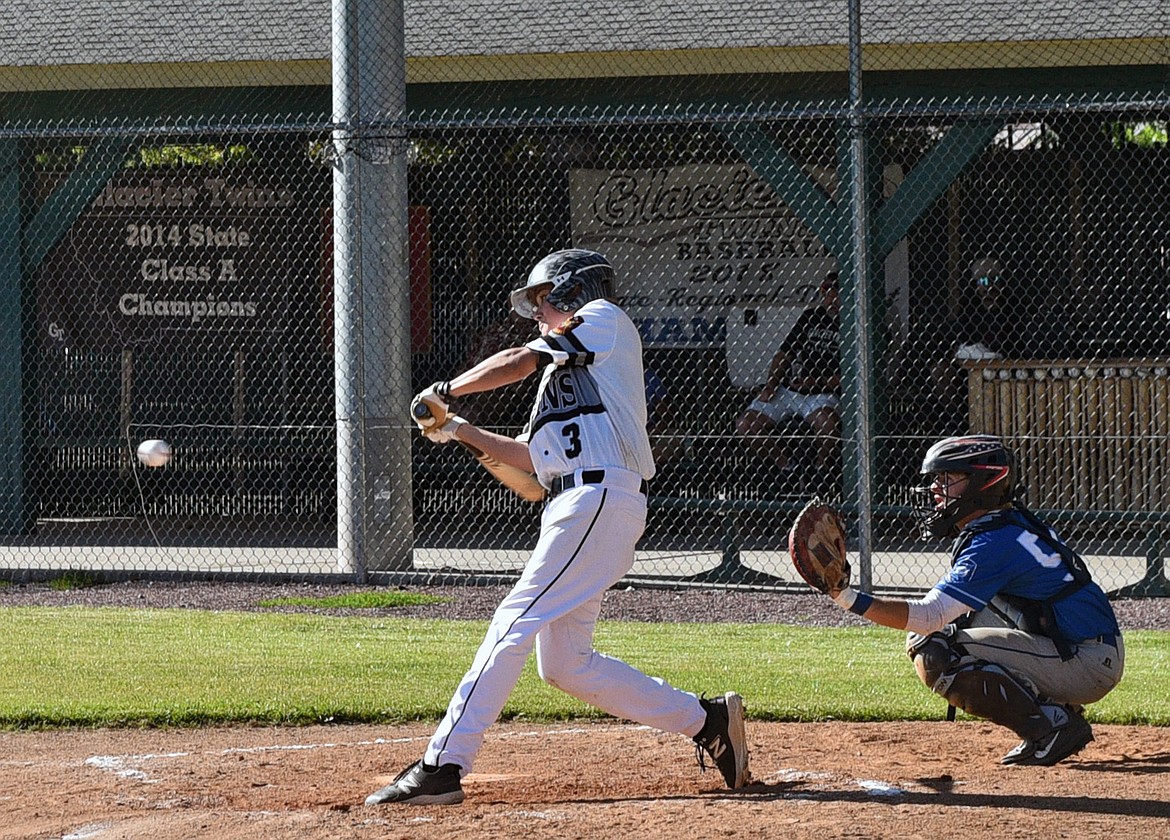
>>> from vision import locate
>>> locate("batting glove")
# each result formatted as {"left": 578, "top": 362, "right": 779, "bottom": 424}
{"left": 421, "top": 414, "right": 467, "bottom": 445}
{"left": 411, "top": 384, "right": 451, "bottom": 431}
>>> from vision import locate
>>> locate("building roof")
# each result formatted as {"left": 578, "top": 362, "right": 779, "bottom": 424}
{"left": 2, "top": 0, "right": 1167, "bottom": 91}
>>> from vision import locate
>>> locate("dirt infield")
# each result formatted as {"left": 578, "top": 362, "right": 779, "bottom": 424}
{"left": 4, "top": 719, "right": 1169, "bottom": 839}
{"left": 4, "top": 582, "right": 1168, "bottom": 838}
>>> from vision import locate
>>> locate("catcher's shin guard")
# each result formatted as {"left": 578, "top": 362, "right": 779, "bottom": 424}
{"left": 931, "top": 660, "right": 1052, "bottom": 741}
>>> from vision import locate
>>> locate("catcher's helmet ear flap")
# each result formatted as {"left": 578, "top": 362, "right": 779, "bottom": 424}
{"left": 509, "top": 249, "right": 615, "bottom": 319}
{"left": 911, "top": 435, "right": 1016, "bottom": 539}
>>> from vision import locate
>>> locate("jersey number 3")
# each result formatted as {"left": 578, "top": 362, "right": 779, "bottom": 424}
{"left": 561, "top": 423, "right": 582, "bottom": 458}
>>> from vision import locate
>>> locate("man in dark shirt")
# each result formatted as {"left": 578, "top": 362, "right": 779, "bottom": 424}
{"left": 950, "top": 256, "right": 1071, "bottom": 361}
{"left": 735, "top": 272, "right": 841, "bottom": 469}
{"left": 952, "top": 257, "right": 1006, "bottom": 359}
{"left": 925, "top": 257, "right": 1073, "bottom": 435}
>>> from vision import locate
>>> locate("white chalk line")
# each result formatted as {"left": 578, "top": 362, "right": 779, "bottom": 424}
{"left": 84, "top": 752, "right": 188, "bottom": 783}
{"left": 217, "top": 725, "right": 609, "bottom": 755}
{"left": 62, "top": 822, "right": 114, "bottom": 840}
{"left": 63, "top": 725, "right": 912, "bottom": 837}
{"left": 77, "top": 725, "right": 625, "bottom": 782}
{"left": 756, "top": 767, "right": 911, "bottom": 798}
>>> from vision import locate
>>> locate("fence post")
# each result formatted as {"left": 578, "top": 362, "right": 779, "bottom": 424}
{"left": 332, "top": 0, "right": 414, "bottom": 576}
{"left": 846, "top": 0, "right": 876, "bottom": 590}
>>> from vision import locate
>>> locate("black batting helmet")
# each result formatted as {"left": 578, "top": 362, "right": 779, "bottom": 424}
{"left": 509, "top": 249, "right": 615, "bottom": 319}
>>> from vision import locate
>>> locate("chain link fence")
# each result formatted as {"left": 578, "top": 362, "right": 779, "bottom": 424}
{"left": 1, "top": 1, "right": 1168, "bottom": 594}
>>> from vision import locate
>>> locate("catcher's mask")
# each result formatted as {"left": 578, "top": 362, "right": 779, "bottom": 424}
{"left": 509, "top": 249, "right": 615, "bottom": 319}
{"left": 912, "top": 435, "right": 1015, "bottom": 539}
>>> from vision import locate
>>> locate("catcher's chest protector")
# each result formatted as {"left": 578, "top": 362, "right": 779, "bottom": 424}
{"left": 953, "top": 507, "right": 1092, "bottom": 660}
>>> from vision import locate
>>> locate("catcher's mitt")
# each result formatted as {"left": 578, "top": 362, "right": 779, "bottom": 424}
{"left": 787, "top": 498, "right": 850, "bottom": 595}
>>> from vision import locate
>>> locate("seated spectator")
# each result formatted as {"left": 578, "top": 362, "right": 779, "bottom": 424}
{"left": 735, "top": 272, "right": 841, "bottom": 470}
{"left": 952, "top": 257, "right": 1009, "bottom": 361}
{"left": 928, "top": 256, "right": 1071, "bottom": 434}
{"left": 949, "top": 256, "right": 1071, "bottom": 361}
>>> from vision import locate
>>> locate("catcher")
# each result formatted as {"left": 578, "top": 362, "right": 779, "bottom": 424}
{"left": 366, "top": 249, "right": 749, "bottom": 806}
{"left": 789, "top": 435, "right": 1123, "bottom": 766}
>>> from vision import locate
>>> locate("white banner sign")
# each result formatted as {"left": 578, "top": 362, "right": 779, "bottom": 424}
{"left": 569, "top": 164, "right": 837, "bottom": 348}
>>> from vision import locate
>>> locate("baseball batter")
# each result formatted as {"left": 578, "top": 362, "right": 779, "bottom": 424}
{"left": 365, "top": 249, "right": 749, "bottom": 806}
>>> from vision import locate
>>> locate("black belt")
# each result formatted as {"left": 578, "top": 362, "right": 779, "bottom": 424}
{"left": 547, "top": 469, "right": 649, "bottom": 501}
{"left": 1095, "top": 633, "right": 1119, "bottom": 648}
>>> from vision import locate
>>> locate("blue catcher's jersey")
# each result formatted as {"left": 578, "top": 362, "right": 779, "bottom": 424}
{"left": 935, "top": 512, "right": 1120, "bottom": 643}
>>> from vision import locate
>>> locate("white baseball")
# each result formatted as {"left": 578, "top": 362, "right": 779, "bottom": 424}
{"left": 136, "top": 439, "right": 173, "bottom": 468}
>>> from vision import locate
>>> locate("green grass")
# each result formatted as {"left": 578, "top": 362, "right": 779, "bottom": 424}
{"left": 0, "top": 607, "right": 1167, "bottom": 729}
{"left": 256, "top": 591, "right": 447, "bottom": 609}
{"left": 47, "top": 571, "right": 102, "bottom": 591}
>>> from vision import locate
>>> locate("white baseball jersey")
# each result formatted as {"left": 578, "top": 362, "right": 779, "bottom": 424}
{"left": 522, "top": 299, "right": 655, "bottom": 487}
{"left": 421, "top": 297, "right": 708, "bottom": 776}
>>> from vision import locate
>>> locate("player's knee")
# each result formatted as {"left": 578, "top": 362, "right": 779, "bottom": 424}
{"left": 534, "top": 655, "right": 558, "bottom": 686}
{"left": 908, "top": 633, "right": 958, "bottom": 692}
{"left": 535, "top": 649, "right": 592, "bottom": 692}
{"left": 805, "top": 407, "right": 837, "bottom": 435}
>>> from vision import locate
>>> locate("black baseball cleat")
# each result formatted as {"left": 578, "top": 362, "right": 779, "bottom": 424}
{"left": 693, "top": 691, "right": 750, "bottom": 788}
{"left": 364, "top": 760, "right": 465, "bottom": 805}
{"left": 1000, "top": 737, "right": 1036, "bottom": 765}
{"left": 1001, "top": 706, "right": 1094, "bottom": 767}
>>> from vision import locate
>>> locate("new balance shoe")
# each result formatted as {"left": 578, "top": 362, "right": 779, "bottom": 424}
{"left": 693, "top": 692, "right": 750, "bottom": 788}
{"left": 364, "top": 760, "right": 465, "bottom": 805}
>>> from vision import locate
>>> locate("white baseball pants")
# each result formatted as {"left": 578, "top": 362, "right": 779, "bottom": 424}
{"left": 424, "top": 478, "right": 706, "bottom": 773}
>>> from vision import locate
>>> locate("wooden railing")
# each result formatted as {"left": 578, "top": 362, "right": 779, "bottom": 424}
{"left": 964, "top": 359, "right": 1170, "bottom": 513}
